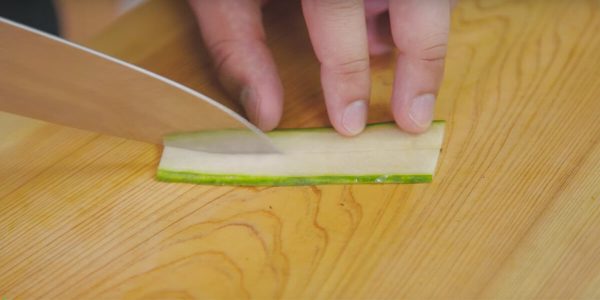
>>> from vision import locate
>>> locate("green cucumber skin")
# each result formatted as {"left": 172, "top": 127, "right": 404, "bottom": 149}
{"left": 156, "top": 169, "right": 432, "bottom": 186}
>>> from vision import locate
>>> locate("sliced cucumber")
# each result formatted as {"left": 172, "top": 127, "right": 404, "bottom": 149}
{"left": 157, "top": 121, "right": 445, "bottom": 186}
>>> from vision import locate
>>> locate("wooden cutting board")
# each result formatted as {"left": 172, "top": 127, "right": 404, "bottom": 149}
{"left": 2, "top": 0, "right": 600, "bottom": 299}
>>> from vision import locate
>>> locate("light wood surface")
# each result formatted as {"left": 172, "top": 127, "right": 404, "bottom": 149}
{"left": 54, "top": 0, "right": 121, "bottom": 43}
{"left": 55, "top": 0, "right": 146, "bottom": 42}
{"left": 1, "top": 0, "right": 600, "bottom": 299}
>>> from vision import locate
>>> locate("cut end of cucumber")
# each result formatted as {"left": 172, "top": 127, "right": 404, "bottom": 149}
{"left": 157, "top": 121, "right": 445, "bottom": 186}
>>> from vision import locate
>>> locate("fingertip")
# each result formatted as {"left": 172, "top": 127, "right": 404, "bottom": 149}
{"left": 319, "top": 63, "right": 370, "bottom": 136}
{"left": 240, "top": 84, "right": 283, "bottom": 132}
{"left": 256, "top": 110, "right": 282, "bottom": 132}
{"left": 255, "top": 94, "right": 282, "bottom": 132}
{"left": 336, "top": 99, "right": 367, "bottom": 136}
{"left": 393, "top": 94, "right": 435, "bottom": 134}
{"left": 394, "top": 113, "right": 430, "bottom": 134}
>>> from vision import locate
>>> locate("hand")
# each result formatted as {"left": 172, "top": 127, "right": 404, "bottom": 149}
{"left": 188, "top": 0, "right": 454, "bottom": 135}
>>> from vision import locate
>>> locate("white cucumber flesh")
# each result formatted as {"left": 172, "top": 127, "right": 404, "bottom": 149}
{"left": 157, "top": 121, "right": 445, "bottom": 186}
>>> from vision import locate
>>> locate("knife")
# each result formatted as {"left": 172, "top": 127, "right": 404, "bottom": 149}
{"left": 0, "top": 17, "right": 279, "bottom": 154}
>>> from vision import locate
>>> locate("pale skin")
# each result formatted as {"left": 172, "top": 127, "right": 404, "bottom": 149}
{"left": 188, "top": 0, "right": 455, "bottom": 136}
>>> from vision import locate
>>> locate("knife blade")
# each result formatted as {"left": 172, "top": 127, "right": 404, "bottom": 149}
{"left": 0, "top": 17, "right": 280, "bottom": 154}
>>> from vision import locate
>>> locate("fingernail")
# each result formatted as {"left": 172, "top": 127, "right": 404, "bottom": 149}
{"left": 342, "top": 100, "right": 367, "bottom": 135}
{"left": 409, "top": 94, "right": 435, "bottom": 129}
{"left": 240, "top": 86, "right": 261, "bottom": 127}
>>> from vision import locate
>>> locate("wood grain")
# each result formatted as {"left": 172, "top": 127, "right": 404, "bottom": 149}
{"left": 1, "top": 0, "right": 600, "bottom": 299}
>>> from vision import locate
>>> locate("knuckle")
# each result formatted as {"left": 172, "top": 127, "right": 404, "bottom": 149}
{"left": 207, "top": 39, "right": 240, "bottom": 72}
{"left": 325, "top": 57, "right": 370, "bottom": 76}
{"left": 400, "top": 31, "right": 449, "bottom": 63}
{"left": 207, "top": 38, "right": 264, "bottom": 73}
{"left": 419, "top": 42, "right": 448, "bottom": 62}
{"left": 315, "top": 0, "right": 362, "bottom": 11}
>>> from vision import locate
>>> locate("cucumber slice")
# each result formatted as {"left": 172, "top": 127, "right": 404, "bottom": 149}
{"left": 157, "top": 121, "right": 445, "bottom": 186}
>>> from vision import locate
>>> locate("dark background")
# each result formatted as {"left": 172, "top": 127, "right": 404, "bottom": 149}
{"left": 0, "top": 0, "right": 60, "bottom": 35}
